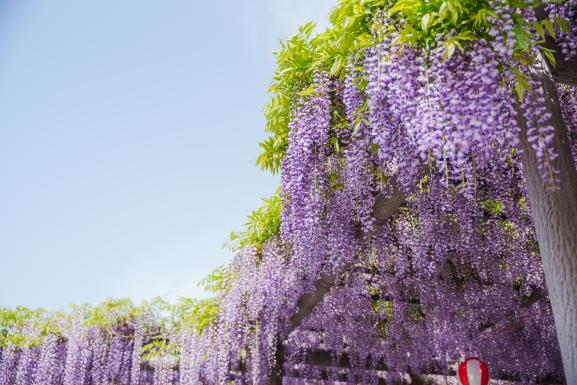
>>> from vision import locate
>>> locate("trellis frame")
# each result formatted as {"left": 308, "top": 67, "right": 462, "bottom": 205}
{"left": 267, "top": 34, "right": 577, "bottom": 384}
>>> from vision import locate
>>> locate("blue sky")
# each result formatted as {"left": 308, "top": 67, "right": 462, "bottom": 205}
{"left": 0, "top": 0, "right": 334, "bottom": 309}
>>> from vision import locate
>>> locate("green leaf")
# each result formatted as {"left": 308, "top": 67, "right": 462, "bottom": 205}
{"left": 513, "top": 69, "right": 530, "bottom": 100}
{"left": 534, "top": 20, "right": 545, "bottom": 42}
{"left": 541, "top": 47, "right": 557, "bottom": 69}
{"left": 472, "top": 8, "right": 497, "bottom": 28}
{"left": 298, "top": 84, "right": 318, "bottom": 96}
{"left": 421, "top": 13, "right": 433, "bottom": 32}
{"left": 330, "top": 136, "right": 341, "bottom": 154}
{"left": 454, "top": 31, "right": 477, "bottom": 41}
{"left": 390, "top": 0, "right": 420, "bottom": 15}
{"left": 444, "top": 41, "right": 457, "bottom": 60}
{"left": 556, "top": 17, "right": 571, "bottom": 33}
{"left": 542, "top": 19, "right": 556, "bottom": 39}
{"left": 440, "top": 0, "right": 463, "bottom": 25}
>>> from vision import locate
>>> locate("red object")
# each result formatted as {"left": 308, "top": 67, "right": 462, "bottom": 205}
{"left": 458, "top": 357, "right": 489, "bottom": 385}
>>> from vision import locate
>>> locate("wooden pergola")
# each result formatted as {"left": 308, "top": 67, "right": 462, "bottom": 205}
{"left": 266, "top": 30, "right": 577, "bottom": 384}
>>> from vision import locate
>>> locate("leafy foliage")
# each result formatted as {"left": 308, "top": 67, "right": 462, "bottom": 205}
{"left": 226, "top": 190, "right": 282, "bottom": 252}
{"left": 0, "top": 307, "right": 49, "bottom": 348}
{"left": 169, "top": 297, "right": 219, "bottom": 335}
{"left": 258, "top": 2, "right": 379, "bottom": 173}
{"left": 257, "top": 0, "right": 572, "bottom": 174}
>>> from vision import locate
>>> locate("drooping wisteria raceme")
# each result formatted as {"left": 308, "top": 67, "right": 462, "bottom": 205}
{"left": 0, "top": 303, "right": 221, "bottom": 385}
{"left": 200, "top": 1, "right": 575, "bottom": 382}
{"left": 547, "top": 0, "right": 577, "bottom": 60}
{"left": 1, "top": 1, "right": 577, "bottom": 384}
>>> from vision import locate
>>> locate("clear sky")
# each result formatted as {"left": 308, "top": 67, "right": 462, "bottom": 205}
{"left": 0, "top": 0, "right": 334, "bottom": 310}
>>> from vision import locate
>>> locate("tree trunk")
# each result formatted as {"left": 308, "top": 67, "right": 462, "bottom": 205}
{"left": 520, "top": 56, "right": 577, "bottom": 384}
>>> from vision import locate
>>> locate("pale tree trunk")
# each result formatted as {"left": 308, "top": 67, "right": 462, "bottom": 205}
{"left": 520, "top": 56, "right": 577, "bottom": 384}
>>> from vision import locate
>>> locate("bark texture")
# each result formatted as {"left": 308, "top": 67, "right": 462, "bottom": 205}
{"left": 520, "top": 56, "right": 577, "bottom": 384}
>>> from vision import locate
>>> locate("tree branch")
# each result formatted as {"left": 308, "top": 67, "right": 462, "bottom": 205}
{"left": 289, "top": 177, "right": 406, "bottom": 332}
{"left": 535, "top": 6, "right": 577, "bottom": 86}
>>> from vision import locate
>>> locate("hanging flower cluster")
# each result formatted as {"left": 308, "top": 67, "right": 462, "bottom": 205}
{"left": 547, "top": 1, "right": 577, "bottom": 60}
{"left": 0, "top": 316, "right": 170, "bottom": 385}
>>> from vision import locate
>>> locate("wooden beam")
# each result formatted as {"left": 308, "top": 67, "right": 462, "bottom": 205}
{"left": 287, "top": 349, "right": 440, "bottom": 385}
{"left": 289, "top": 178, "right": 406, "bottom": 332}
{"left": 291, "top": 348, "right": 561, "bottom": 384}
{"left": 290, "top": 274, "right": 337, "bottom": 329}
{"left": 284, "top": 373, "right": 443, "bottom": 385}
{"left": 373, "top": 177, "right": 406, "bottom": 225}
{"left": 301, "top": 348, "right": 390, "bottom": 372}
